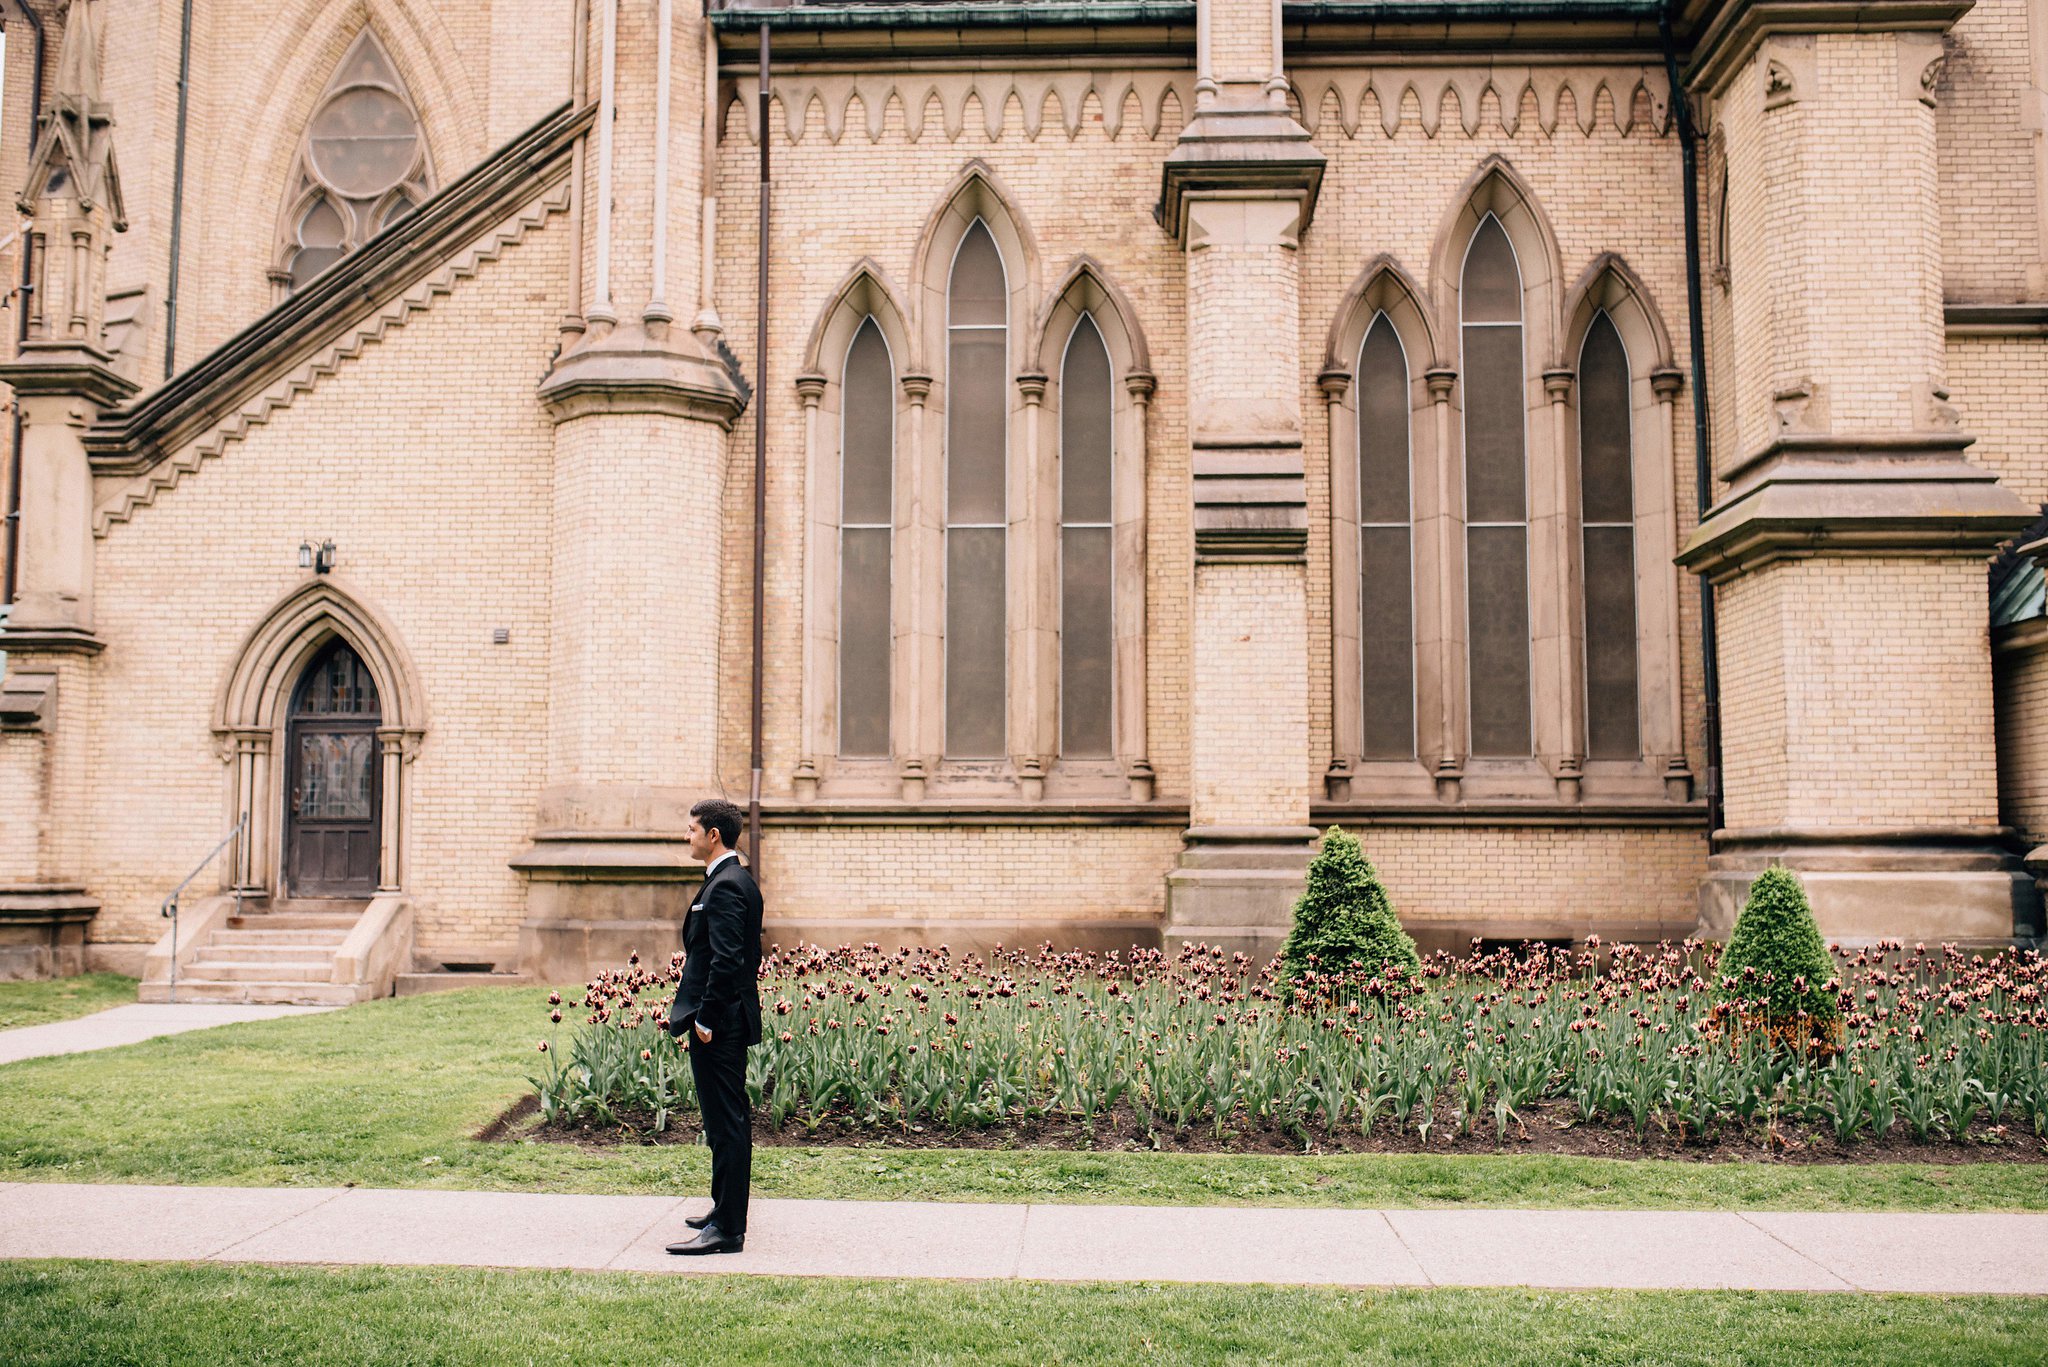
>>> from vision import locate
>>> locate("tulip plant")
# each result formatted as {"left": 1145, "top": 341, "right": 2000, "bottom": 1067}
{"left": 531, "top": 939, "right": 2048, "bottom": 1149}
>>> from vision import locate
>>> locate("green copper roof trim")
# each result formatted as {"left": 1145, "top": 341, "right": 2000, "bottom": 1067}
{"left": 710, "top": 0, "right": 1660, "bottom": 31}
{"left": 713, "top": 3, "right": 1191, "bottom": 30}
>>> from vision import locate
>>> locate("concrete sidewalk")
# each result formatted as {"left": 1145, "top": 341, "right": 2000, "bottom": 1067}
{"left": 0, "top": 1004, "right": 334, "bottom": 1065}
{"left": 2, "top": 1182, "right": 2044, "bottom": 1294}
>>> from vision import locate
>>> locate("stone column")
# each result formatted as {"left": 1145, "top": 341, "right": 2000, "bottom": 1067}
{"left": 0, "top": 0, "right": 133, "bottom": 975}
{"left": 1160, "top": 0, "right": 1325, "bottom": 959}
{"left": 1680, "top": 4, "right": 2041, "bottom": 945}
{"left": 514, "top": 0, "right": 744, "bottom": 981}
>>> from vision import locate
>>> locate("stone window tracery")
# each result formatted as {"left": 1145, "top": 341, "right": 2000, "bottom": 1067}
{"left": 1460, "top": 214, "right": 1534, "bottom": 758}
{"left": 839, "top": 317, "right": 894, "bottom": 758}
{"left": 1059, "top": 313, "right": 1114, "bottom": 759}
{"left": 274, "top": 30, "right": 434, "bottom": 295}
{"left": 944, "top": 219, "right": 1010, "bottom": 759}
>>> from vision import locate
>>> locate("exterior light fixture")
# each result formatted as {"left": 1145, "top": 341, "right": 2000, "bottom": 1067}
{"left": 298, "top": 539, "right": 337, "bottom": 574}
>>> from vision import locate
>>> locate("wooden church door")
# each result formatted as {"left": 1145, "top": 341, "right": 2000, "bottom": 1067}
{"left": 284, "top": 639, "right": 382, "bottom": 897}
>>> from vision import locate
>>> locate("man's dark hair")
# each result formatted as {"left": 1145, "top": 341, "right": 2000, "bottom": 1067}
{"left": 691, "top": 798, "right": 744, "bottom": 852}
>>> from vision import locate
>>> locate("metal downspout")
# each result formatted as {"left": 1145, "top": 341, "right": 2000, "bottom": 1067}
{"left": 748, "top": 20, "right": 769, "bottom": 874}
{"left": 1661, "top": 5, "right": 1723, "bottom": 857}
{"left": 3, "top": 0, "right": 47, "bottom": 608}
{"left": 163, "top": 0, "right": 192, "bottom": 379}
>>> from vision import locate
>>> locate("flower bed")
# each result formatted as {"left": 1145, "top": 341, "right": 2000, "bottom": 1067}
{"left": 530, "top": 940, "right": 2048, "bottom": 1151}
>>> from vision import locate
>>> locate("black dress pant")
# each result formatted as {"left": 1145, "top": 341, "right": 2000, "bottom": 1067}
{"left": 687, "top": 1026, "right": 752, "bottom": 1235}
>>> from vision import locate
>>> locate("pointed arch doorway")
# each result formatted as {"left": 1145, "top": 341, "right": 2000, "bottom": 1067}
{"left": 284, "top": 638, "right": 382, "bottom": 896}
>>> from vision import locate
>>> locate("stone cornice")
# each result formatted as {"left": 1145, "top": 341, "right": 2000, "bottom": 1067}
{"left": 0, "top": 626, "right": 105, "bottom": 657}
{"left": 538, "top": 327, "right": 748, "bottom": 429}
{"left": 1677, "top": 440, "right": 2033, "bottom": 582}
{"left": 1684, "top": 0, "right": 1974, "bottom": 96}
{"left": 83, "top": 101, "right": 595, "bottom": 481}
{"left": 0, "top": 342, "right": 138, "bottom": 406}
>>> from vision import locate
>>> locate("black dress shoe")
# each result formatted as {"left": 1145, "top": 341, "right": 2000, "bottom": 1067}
{"left": 667, "top": 1225, "right": 745, "bottom": 1256}
{"left": 683, "top": 1211, "right": 713, "bottom": 1230}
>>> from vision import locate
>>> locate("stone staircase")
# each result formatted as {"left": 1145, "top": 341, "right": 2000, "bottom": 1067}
{"left": 140, "top": 895, "right": 413, "bottom": 1005}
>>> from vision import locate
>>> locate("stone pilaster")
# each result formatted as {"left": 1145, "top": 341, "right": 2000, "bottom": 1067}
{"left": 1161, "top": 0, "right": 1324, "bottom": 960}
{"left": 1682, "top": 1, "right": 2041, "bottom": 944}
{"left": 514, "top": 0, "right": 744, "bottom": 982}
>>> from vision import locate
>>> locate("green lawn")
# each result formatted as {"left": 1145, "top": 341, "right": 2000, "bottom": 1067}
{"left": 0, "top": 973, "right": 136, "bottom": 1031}
{"left": 2, "top": 986, "right": 2044, "bottom": 1212}
{"left": 2, "top": 1262, "right": 2045, "bottom": 1366}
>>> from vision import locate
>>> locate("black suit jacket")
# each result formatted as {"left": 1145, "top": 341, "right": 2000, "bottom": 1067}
{"left": 666, "top": 854, "right": 765, "bottom": 1046}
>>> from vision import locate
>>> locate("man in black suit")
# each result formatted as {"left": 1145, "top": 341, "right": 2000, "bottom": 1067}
{"left": 664, "top": 797, "right": 763, "bottom": 1256}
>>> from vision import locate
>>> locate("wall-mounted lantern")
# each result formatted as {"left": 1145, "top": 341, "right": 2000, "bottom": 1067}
{"left": 298, "top": 538, "right": 336, "bottom": 574}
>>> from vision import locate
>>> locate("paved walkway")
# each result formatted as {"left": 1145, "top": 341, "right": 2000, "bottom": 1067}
{"left": 2, "top": 1182, "right": 2045, "bottom": 1294}
{"left": 0, "top": 1004, "right": 334, "bottom": 1066}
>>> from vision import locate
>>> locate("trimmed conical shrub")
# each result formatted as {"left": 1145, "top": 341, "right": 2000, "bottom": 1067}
{"left": 1715, "top": 864, "right": 1840, "bottom": 1032}
{"left": 1281, "top": 826, "right": 1419, "bottom": 981}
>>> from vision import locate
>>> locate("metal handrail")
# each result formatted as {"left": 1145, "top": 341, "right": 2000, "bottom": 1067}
{"left": 160, "top": 812, "right": 247, "bottom": 1004}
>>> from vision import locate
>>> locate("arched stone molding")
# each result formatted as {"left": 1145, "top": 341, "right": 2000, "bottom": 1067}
{"left": 212, "top": 577, "right": 427, "bottom": 897}
{"left": 1429, "top": 157, "right": 1575, "bottom": 799}
{"left": 793, "top": 261, "right": 916, "bottom": 799}
{"left": 910, "top": 161, "right": 1043, "bottom": 372}
{"left": 1319, "top": 256, "right": 1460, "bottom": 802}
{"left": 267, "top": 28, "right": 439, "bottom": 301}
{"left": 903, "top": 163, "right": 1043, "bottom": 791}
{"left": 1292, "top": 66, "right": 1671, "bottom": 140}
{"left": 223, "top": 0, "right": 483, "bottom": 321}
{"left": 726, "top": 72, "right": 1197, "bottom": 145}
{"left": 1561, "top": 254, "right": 1693, "bottom": 801}
{"left": 1030, "top": 258, "right": 1155, "bottom": 799}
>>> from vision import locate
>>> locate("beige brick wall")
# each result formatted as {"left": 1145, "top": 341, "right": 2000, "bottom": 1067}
{"left": 1947, "top": 336, "right": 2048, "bottom": 504}
{"left": 1937, "top": 0, "right": 2046, "bottom": 302}
{"left": 1191, "top": 561, "right": 1311, "bottom": 825}
{"left": 1994, "top": 638, "right": 2048, "bottom": 839}
{"left": 1718, "top": 555, "right": 1999, "bottom": 830}
{"left": 760, "top": 823, "right": 1183, "bottom": 932}
{"left": 1355, "top": 823, "right": 1706, "bottom": 938}
{"left": 1296, "top": 81, "right": 1706, "bottom": 786}
{"left": 712, "top": 84, "right": 1195, "bottom": 806}
{"left": 78, "top": 205, "right": 567, "bottom": 954}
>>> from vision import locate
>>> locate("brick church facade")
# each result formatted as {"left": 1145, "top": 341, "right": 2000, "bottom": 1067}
{"left": 0, "top": 0, "right": 2044, "bottom": 997}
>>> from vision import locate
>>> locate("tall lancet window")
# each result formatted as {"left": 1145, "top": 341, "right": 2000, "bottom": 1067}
{"left": 1578, "top": 312, "right": 1640, "bottom": 759}
{"left": 1060, "top": 315, "right": 1114, "bottom": 759}
{"left": 1461, "top": 214, "right": 1532, "bottom": 756}
{"left": 945, "top": 220, "right": 1008, "bottom": 758}
{"left": 839, "top": 319, "right": 894, "bottom": 757}
{"left": 278, "top": 30, "right": 435, "bottom": 292}
{"left": 1358, "top": 314, "right": 1415, "bottom": 759}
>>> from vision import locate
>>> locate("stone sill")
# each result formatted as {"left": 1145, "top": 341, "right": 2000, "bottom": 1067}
{"left": 759, "top": 800, "right": 1191, "bottom": 827}
{"left": 1312, "top": 800, "right": 1709, "bottom": 828}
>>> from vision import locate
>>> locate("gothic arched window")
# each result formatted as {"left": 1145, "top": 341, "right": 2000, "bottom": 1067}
{"left": 1059, "top": 314, "right": 1114, "bottom": 759}
{"left": 839, "top": 318, "right": 894, "bottom": 757}
{"left": 1358, "top": 313, "right": 1415, "bottom": 759}
{"left": 1461, "top": 214, "right": 1532, "bottom": 757}
{"left": 1577, "top": 311, "right": 1640, "bottom": 759}
{"left": 945, "top": 220, "right": 1008, "bottom": 758}
{"left": 278, "top": 31, "right": 434, "bottom": 293}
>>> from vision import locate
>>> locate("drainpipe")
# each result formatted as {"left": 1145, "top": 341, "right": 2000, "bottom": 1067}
{"left": 3, "top": 0, "right": 48, "bottom": 608}
{"left": 748, "top": 19, "right": 769, "bottom": 873}
{"left": 1661, "top": 5, "right": 1723, "bottom": 856}
{"left": 162, "top": 0, "right": 192, "bottom": 379}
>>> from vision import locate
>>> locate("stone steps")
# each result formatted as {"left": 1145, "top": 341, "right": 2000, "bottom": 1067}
{"left": 145, "top": 903, "right": 370, "bottom": 1005}
{"left": 185, "top": 959, "right": 334, "bottom": 983}
{"left": 205, "top": 936, "right": 349, "bottom": 958}
{"left": 137, "top": 977, "right": 365, "bottom": 1006}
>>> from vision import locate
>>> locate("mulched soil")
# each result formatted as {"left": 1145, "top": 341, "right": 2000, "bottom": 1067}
{"left": 493, "top": 1095, "right": 2048, "bottom": 1166}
